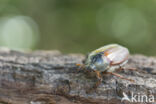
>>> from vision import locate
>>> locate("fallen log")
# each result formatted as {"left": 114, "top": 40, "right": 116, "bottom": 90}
{"left": 0, "top": 48, "right": 155, "bottom": 104}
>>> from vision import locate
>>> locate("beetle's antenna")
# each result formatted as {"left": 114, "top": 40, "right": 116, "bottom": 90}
{"left": 76, "top": 63, "right": 85, "bottom": 71}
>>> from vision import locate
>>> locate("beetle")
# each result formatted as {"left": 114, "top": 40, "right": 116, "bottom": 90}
{"left": 77, "top": 44, "right": 134, "bottom": 88}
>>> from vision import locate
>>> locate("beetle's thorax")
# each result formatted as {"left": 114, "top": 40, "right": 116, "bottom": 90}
{"left": 85, "top": 52, "right": 110, "bottom": 71}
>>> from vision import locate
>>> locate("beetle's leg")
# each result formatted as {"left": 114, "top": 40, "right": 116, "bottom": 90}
{"left": 106, "top": 72, "right": 134, "bottom": 82}
{"left": 94, "top": 70, "right": 102, "bottom": 88}
{"left": 118, "top": 67, "right": 137, "bottom": 71}
{"left": 117, "top": 67, "right": 147, "bottom": 74}
{"left": 86, "top": 71, "right": 103, "bottom": 93}
{"left": 127, "top": 68, "right": 147, "bottom": 73}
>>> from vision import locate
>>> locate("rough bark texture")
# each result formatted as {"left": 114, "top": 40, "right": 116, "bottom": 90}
{"left": 0, "top": 48, "right": 155, "bottom": 104}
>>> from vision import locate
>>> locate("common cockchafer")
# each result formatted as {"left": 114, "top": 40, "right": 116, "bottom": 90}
{"left": 76, "top": 44, "right": 135, "bottom": 88}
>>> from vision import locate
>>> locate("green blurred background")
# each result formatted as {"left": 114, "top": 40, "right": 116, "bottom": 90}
{"left": 0, "top": 0, "right": 156, "bottom": 55}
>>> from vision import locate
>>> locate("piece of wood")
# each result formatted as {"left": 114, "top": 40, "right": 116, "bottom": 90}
{"left": 0, "top": 48, "right": 155, "bottom": 104}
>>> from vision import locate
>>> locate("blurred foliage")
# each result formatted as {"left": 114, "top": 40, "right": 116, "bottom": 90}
{"left": 0, "top": 0, "right": 156, "bottom": 55}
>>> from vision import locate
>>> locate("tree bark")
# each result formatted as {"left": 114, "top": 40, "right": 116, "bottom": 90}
{"left": 0, "top": 49, "right": 155, "bottom": 104}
